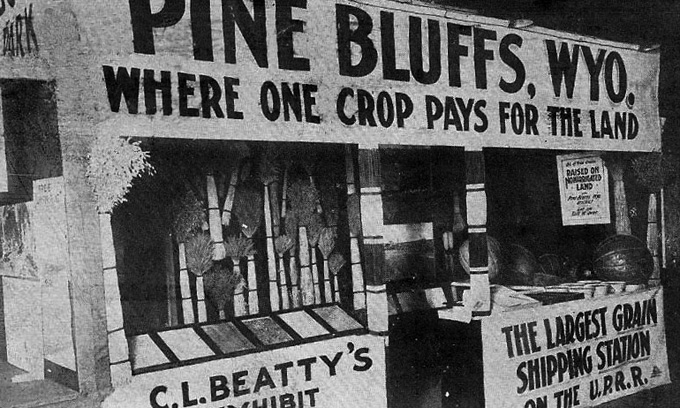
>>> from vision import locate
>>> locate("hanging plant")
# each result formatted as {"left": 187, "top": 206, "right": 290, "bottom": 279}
{"left": 86, "top": 134, "right": 154, "bottom": 214}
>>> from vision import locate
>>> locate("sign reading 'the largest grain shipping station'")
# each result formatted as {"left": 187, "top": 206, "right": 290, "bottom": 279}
{"left": 98, "top": 0, "right": 660, "bottom": 151}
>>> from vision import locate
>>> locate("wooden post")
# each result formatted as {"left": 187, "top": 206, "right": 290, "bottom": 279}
{"left": 177, "top": 243, "right": 194, "bottom": 324}
{"left": 263, "top": 185, "right": 280, "bottom": 312}
{"left": 647, "top": 193, "right": 661, "bottom": 286}
{"left": 345, "top": 145, "right": 366, "bottom": 313}
{"left": 465, "top": 148, "right": 491, "bottom": 317}
{"left": 232, "top": 257, "right": 247, "bottom": 317}
{"left": 299, "top": 226, "right": 315, "bottom": 306}
{"left": 246, "top": 254, "right": 259, "bottom": 314}
{"left": 661, "top": 187, "right": 667, "bottom": 269}
{"left": 98, "top": 213, "right": 131, "bottom": 387}
{"left": 357, "top": 146, "right": 387, "bottom": 335}
{"left": 206, "top": 174, "right": 226, "bottom": 260}
{"left": 289, "top": 251, "right": 301, "bottom": 307}
{"left": 222, "top": 164, "right": 239, "bottom": 226}
{"left": 610, "top": 162, "right": 632, "bottom": 235}
{"left": 310, "top": 243, "right": 322, "bottom": 304}
{"left": 195, "top": 274, "right": 207, "bottom": 322}
{"left": 64, "top": 155, "right": 111, "bottom": 393}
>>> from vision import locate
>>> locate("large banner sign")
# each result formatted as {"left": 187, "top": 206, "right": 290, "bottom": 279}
{"left": 102, "top": 335, "right": 387, "bottom": 408}
{"left": 95, "top": 0, "right": 661, "bottom": 151}
{"left": 481, "top": 288, "right": 670, "bottom": 408}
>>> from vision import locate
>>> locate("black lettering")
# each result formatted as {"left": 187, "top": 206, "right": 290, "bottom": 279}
{"left": 150, "top": 385, "right": 169, "bottom": 408}
{"left": 353, "top": 347, "right": 373, "bottom": 371}
{"left": 604, "top": 52, "right": 627, "bottom": 103}
{"left": 517, "top": 362, "right": 528, "bottom": 394}
{"left": 499, "top": 33, "right": 525, "bottom": 93}
{"left": 381, "top": 11, "right": 409, "bottom": 81}
{"left": 409, "top": 17, "right": 441, "bottom": 84}
{"left": 336, "top": 4, "right": 377, "bottom": 77}
{"left": 128, "top": 0, "right": 184, "bottom": 54}
{"left": 210, "top": 375, "right": 230, "bottom": 402}
{"left": 447, "top": 23, "right": 470, "bottom": 87}
{"left": 302, "top": 84, "right": 321, "bottom": 123}
{"left": 233, "top": 370, "right": 250, "bottom": 397}
{"left": 276, "top": 0, "right": 310, "bottom": 71}
{"left": 261, "top": 81, "right": 280, "bottom": 121}
{"left": 298, "top": 357, "right": 317, "bottom": 380}
{"left": 223, "top": 0, "right": 268, "bottom": 67}
{"left": 274, "top": 361, "right": 294, "bottom": 387}
{"left": 103, "top": 65, "right": 140, "bottom": 114}
{"left": 191, "top": 0, "right": 214, "bottom": 61}
{"left": 473, "top": 27, "right": 496, "bottom": 89}
{"left": 200, "top": 75, "right": 224, "bottom": 118}
{"left": 357, "top": 89, "right": 377, "bottom": 126}
{"left": 426, "top": 95, "right": 443, "bottom": 129}
{"left": 143, "top": 69, "right": 172, "bottom": 115}
{"left": 224, "top": 76, "right": 244, "bottom": 119}
{"left": 253, "top": 367, "right": 276, "bottom": 393}
{"left": 473, "top": 100, "right": 488, "bottom": 132}
{"left": 631, "top": 366, "right": 644, "bottom": 387}
{"left": 282, "top": 82, "right": 303, "bottom": 121}
{"left": 395, "top": 92, "right": 413, "bottom": 127}
{"left": 376, "top": 91, "right": 395, "bottom": 127}
{"left": 337, "top": 87, "right": 356, "bottom": 125}
{"left": 320, "top": 352, "right": 343, "bottom": 376}
{"left": 182, "top": 381, "right": 198, "bottom": 407}
{"left": 546, "top": 40, "right": 579, "bottom": 98}
{"left": 581, "top": 47, "right": 605, "bottom": 101}
{"left": 178, "top": 72, "right": 200, "bottom": 117}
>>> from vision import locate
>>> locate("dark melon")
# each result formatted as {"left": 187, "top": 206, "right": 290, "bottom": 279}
{"left": 593, "top": 234, "right": 653, "bottom": 284}
{"left": 503, "top": 244, "right": 540, "bottom": 285}
{"left": 538, "top": 253, "right": 564, "bottom": 277}
{"left": 458, "top": 236, "right": 503, "bottom": 283}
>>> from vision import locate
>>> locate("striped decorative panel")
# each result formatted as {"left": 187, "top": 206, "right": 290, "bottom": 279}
{"left": 279, "top": 311, "right": 329, "bottom": 339}
{"left": 202, "top": 322, "right": 255, "bottom": 354}
{"left": 157, "top": 328, "right": 214, "bottom": 361}
{"left": 127, "top": 305, "right": 367, "bottom": 375}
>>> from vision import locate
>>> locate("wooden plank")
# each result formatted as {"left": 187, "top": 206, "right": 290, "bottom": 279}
{"left": 0, "top": 276, "right": 5, "bottom": 361}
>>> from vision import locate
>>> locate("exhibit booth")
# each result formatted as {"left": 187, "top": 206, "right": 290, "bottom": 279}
{"left": 0, "top": 1, "right": 670, "bottom": 407}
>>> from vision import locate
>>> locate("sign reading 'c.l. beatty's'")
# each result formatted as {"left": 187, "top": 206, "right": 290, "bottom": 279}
{"left": 98, "top": 0, "right": 660, "bottom": 151}
{"left": 481, "top": 288, "right": 670, "bottom": 408}
{"left": 102, "top": 335, "right": 387, "bottom": 408}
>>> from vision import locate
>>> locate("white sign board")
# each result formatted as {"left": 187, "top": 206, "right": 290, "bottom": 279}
{"left": 482, "top": 288, "right": 670, "bottom": 408}
{"left": 103, "top": 334, "right": 387, "bottom": 408}
{"left": 556, "top": 153, "right": 611, "bottom": 225}
{"left": 89, "top": 0, "right": 660, "bottom": 151}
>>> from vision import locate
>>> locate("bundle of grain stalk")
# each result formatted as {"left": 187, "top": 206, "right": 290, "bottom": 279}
{"left": 223, "top": 235, "right": 256, "bottom": 317}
